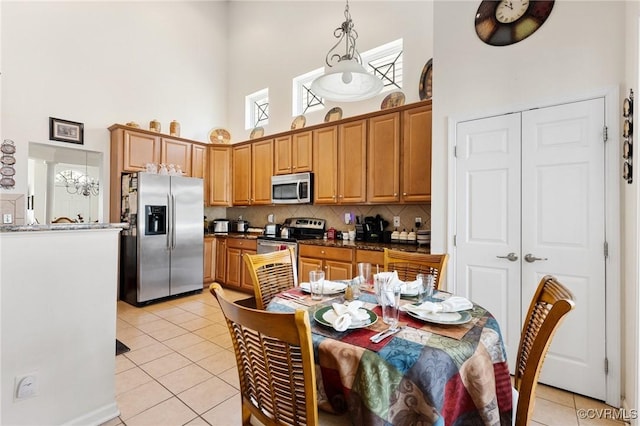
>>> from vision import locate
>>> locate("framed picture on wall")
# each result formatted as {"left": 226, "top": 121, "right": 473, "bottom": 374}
{"left": 49, "top": 117, "right": 84, "bottom": 145}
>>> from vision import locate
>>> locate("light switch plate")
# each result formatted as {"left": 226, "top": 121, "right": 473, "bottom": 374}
{"left": 3, "top": 213, "right": 12, "bottom": 224}
{"left": 344, "top": 213, "right": 351, "bottom": 224}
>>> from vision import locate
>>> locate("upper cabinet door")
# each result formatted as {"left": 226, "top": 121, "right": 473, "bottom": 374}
{"left": 367, "top": 113, "right": 400, "bottom": 203}
{"left": 251, "top": 139, "right": 274, "bottom": 205}
{"left": 209, "top": 146, "right": 231, "bottom": 206}
{"left": 338, "top": 119, "right": 367, "bottom": 204}
{"left": 161, "top": 138, "right": 192, "bottom": 176}
{"left": 292, "top": 130, "right": 313, "bottom": 173}
{"left": 232, "top": 144, "right": 252, "bottom": 205}
{"left": 191, "top": 144, "right": 207, "bottom": 179}
{"left": 313, "top": 126, "right": 339, "bottom": 204}
{"left": 123, "top": 130, "right": 160, "bottom": 172}
{"left": 274, "top": 135, "right": 293, "bottom": 175}
{"left": 402, "top": 105, "right": 432, "bottom": 202}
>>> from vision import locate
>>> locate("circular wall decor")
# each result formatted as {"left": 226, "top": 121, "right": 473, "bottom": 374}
{"left": 475, "top": 0, "right": 555, "bottom": 47}
{"left": 419, "top": 59, "right": 433, "bottom": 100}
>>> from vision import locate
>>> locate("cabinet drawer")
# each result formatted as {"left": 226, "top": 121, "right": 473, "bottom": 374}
{"left": 227, "top": 238, "right": 257, "bottom": 250}
{"left": 355, "top": 249, "right": 384, "bottom": 268}
{"left": 298, "top": 244, "right": 353, "bottom": 262}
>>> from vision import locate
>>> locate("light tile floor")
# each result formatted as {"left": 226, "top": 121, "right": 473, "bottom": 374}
{"left": 103, "top": 289, "right": 627, "bottom": 426}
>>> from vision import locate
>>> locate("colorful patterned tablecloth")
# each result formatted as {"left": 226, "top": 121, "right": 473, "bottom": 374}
{"left": 267, "top": 289, "right": 513, "bottom": 426}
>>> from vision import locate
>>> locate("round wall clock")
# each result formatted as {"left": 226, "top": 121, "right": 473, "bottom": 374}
{"left": 475, "top": 0, "right": 555, "bottom": 46}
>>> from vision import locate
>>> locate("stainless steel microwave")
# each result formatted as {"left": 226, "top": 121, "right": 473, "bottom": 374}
{"left": 271, "top": 172, "right": 313, "bottom": 204}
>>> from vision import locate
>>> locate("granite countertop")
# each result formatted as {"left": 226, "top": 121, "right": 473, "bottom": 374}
{"left": 299, "top": 238, "right": 430, "bottom": 253}
{"left": 204, "top": 232, "right": 260, "bottom": 239}
{"left": 206, "top": 232, "right": 430, "bottom": 253}
{"left": 0, "top": 223, "right": 130, "bottom": 233}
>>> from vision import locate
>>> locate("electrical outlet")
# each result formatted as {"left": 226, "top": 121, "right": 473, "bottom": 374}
{"left": 344, "top": 213, "right": 351, "bottom": 224}
{"left": 415, "top": 217, "right": 422, "bottom": 228}
{"left": 267, "top": 213, "right": 274, "bottom": 223}
{"left": 393, "top": 216, "right": 401, "bottom": 227}
{"left": 3, "top": 213, "right": 12, "bottom": 224}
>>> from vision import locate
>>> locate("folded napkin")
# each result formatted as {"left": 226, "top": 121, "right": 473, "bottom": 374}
{"left": 299, "top": 281, "right": 346, "bottom": 293}
{"left": 399, "top": 279, "right": 422, "bottom": 296}
{"left": 402, "top": 296, "right": 473, "bottom": 316}
{"left": 331, "top": 301, "right": 370, "bottom": 331}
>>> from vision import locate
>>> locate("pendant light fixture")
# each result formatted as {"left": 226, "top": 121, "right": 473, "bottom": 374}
{"left": 310, "top": 0, "right": 383, "bottom": 102}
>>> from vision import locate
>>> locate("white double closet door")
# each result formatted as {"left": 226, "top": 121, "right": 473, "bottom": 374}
{"left": 454, "top": 98, "right": 606, "bottom": 400}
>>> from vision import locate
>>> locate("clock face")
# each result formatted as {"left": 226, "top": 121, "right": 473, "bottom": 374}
{"left": 495, "top": 0, "right": 529, "bottom": 23}
{"left": 476, "top": 0, "right": 555, "bottom": 46}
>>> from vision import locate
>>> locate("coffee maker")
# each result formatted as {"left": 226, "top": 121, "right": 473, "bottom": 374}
{"left": 362, "top": 215, "right": 389, "bottom": 242}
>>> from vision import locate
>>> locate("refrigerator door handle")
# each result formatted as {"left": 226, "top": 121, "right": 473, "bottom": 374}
{"left": 171, "top": 193, "right": 177, "bottom": 250}
{"left": 166, "top": 194, "right": 172, "bottom": 250}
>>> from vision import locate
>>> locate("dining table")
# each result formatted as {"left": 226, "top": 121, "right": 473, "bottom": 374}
{"left": 266, "top": 285, "right": 513, "bottom": 426}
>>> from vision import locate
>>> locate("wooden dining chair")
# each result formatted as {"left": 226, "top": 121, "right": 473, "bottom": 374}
{"left": 209, "top": 283, "right": 318, "bottom": 426}
{"left": 244, "top": 247, "right": 298, "bottom": 310}
{"left": 383, "top": 248, "right": 449, "bottom": 290}
{"left": 513, "top": 275, "right": 575, "bottom": 426}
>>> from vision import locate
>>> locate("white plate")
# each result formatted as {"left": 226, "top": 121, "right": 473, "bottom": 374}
{"left": 299, "top": 281, "right": 347, "bottom": 295}
{"left": 314, "top": 306, "right": 377, "bottom": 329}
{"left": 405, "top": 309, "right": 472, "bottom": 325}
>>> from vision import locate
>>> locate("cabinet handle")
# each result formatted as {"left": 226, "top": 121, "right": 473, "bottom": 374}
{"left": 403, "top": 192, "right": 407, "bottom": 196}
{"left": 394, "top": 193, "right": 398, "bottom": 197}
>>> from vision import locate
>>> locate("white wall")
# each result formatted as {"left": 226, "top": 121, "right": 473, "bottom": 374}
{"left": 624, "top": 1, "right": 640, "bottom": 418}
{"left": 432, "top": 0, "right": 629, "bottom": 407}
{"left": 225, "top": 1, "right": 433, "bottom": 141}
{"left": 1, "top": 1, "right": 229, "bottom": 219}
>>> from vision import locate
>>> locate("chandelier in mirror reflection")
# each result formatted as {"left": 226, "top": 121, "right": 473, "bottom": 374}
{"left": 56, "top": 170, "right": 99, "bottom": 197}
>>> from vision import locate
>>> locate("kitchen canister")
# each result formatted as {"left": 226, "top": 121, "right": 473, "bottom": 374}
{"left": 170, "top": 120, "right": 180, "bottom": 137}
{"left": 149, "top": 119, "right": 161, "bottom": 133}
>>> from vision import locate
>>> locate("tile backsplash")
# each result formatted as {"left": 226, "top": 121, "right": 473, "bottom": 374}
{"left": 205, "top": 204, "right": 430, "bottom": 233}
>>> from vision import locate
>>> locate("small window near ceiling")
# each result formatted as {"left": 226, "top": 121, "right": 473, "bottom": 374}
{"left": 362, "top": 38, "right": 403, "bottom": 93}
{"left": 245, "top": 88, "right": 269, "bottom": 130}
{"left": 292, "top": 68, "right": 325, "bottom": 116}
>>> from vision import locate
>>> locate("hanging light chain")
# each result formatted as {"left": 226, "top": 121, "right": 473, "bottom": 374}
{"left": 325, "top": 0, "right": 363, "bottom": 67}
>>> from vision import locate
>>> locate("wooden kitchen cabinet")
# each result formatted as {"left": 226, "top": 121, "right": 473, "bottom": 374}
{"left": 355, "top": 249, "right": 384, "bottom": 269}
{"left": 209, "top": 145, "right": 231, "bottom": 206}
{"left": 225, "top": 238, "right": 257, "bottom": 292}
{"left": 122, "top": 130, "right": 160, "bottom": 172}
{"left": 368, "top": 112, "right": 401, "bottom": 203}
{"left": 232, "top": 144, "right": 252, "bottom": 205}
{"left": 313, "top": 120, "right": 366, "bottom": 204}
{"left": 402, "top": 104, "right": 432, "bottom": 202}
{"left": 298, "top": 244, "right": 354, "bottom": 282}
{"left": 203, "top": 237, "right": 216, "bottom": 285}
{"left": 251, "top": 139, "right": 274, "bottom": 204}
{"left": 161, "top": 137, "right": 192, "bottom": 176}
{"left": 232, "top": 140, "right": 273, "bottom": 206}
{"left": 192, "top": 144, "right": 207, "bottom": 179}
{"left": 110, "top": 124, "right": 210, "bottom": 222}
{"left": 274, "top": 131, "right": 313, "bottom": 175}
{"left": 215, "top": 238, "right": 227, "bottom": 283}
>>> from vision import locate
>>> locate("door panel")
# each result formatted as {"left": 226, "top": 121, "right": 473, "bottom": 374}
{"left": 455, "top": 113, "right": 521, "bottom": 368}
{"left": 522, "top": 99, "right": 606, "bottom": 399}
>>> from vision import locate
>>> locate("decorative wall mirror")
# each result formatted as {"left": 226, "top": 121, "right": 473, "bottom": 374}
{"left": 28, "top": 142, "right": 103, "bottom": 224}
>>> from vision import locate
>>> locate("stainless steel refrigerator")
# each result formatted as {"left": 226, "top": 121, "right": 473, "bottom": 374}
{"left": 120, "top": 172, "right": 203, "bottom": 305}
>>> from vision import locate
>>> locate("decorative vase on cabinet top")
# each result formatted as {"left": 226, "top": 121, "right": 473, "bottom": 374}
{"left": 170, "top": 120, "right": 180, "bottom": 137}
{"left": 149, "top": 119, "right": 161, "bottom": 133}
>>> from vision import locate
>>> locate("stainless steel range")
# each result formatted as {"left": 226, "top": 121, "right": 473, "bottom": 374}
{"left": 257, "top": 217, "right": 326, "bottom": 256}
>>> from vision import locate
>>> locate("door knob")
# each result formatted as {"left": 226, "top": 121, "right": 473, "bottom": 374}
{"left": 496, "top": 252, "right": 518, "bottom": 262}
{"left": 524, "top": 253, "right": 548, "bottom": 263}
